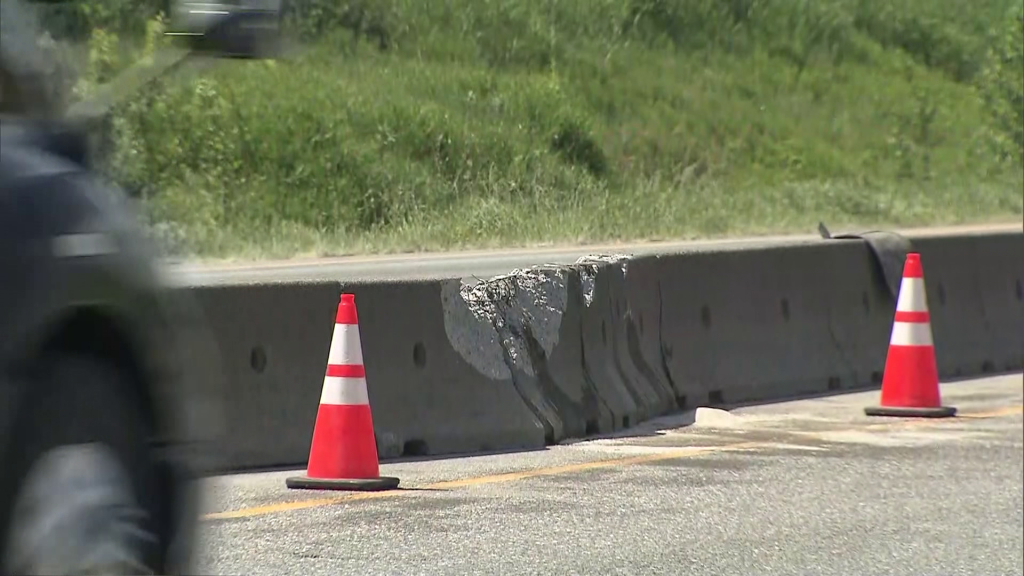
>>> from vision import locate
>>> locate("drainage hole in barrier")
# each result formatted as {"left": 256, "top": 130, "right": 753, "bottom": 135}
{"left": 250, "top": 346, "right": 267, "bottom": 374}
{"left": 675, "top": 394, "right": 688, "bottom": 410}
{"left": 708, "top": 390, "right": 724, "bottom": 406}
{"left": 1016, "top": 279, "right": 1022, "bottom": 302}
{"left": 827, "top": 376, "right": 841, "bottom": 391}
{"left": 402, "top": 440, "right": 429, "bottom": 457}
{"left": 700, "top": 305, "right": 712, "bottom": 329}
{"left": 871, "top": 371, "right": 883, "bottom": 385}
{"left": 937, "top": 283, "right": 947, "bottom": 307}
{"left": 413, "top": 342, "right": 427, "bottom": 369}
{"left": 781, "top": 298, "right": 791, "bottom": 322}
{"left": 862, "top": 291, "right": 871, "bottom": 315}
{"left": 585, "top": 420, "right": 599, "bottom": 436}
{"left": 621, "top": 416, "right": 631, "bottom": 429}
{"left": 981, "top": 360, "right": 995, "bottom": 373}
{"left": 544, "top": 429, "right": 555, "bottom": 445}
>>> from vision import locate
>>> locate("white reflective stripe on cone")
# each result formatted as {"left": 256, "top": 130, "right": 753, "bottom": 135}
{"left": 327, "top": 324, "right": 364, "bottom": 366}
{"left": 895, "top": 277, "right": 929, "bottom": 313}
{"left": 889, "top": 321, "right": 934, "bottom": 346}
{"left": 320, "top": 376, "right": 370, "bottom": 406}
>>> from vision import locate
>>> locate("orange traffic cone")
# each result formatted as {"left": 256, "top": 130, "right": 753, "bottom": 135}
{"left": 286, "top": 294, "right": 400, "bottom": 491}
{"left": 864, "top": 253, "right": 956, "bottom": 418}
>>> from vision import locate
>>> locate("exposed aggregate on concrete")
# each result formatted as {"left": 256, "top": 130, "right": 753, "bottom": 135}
{"left": 446, "top": 261, "right": 618, "bottom": 380}
{"left": 440, "top": 254, "right": 646, "bottom": 444}
{"left": 574, "top": 253, "right": 631, "bottom": 307}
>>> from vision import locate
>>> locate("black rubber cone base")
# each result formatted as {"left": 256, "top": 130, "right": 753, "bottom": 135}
{"left": 864, "top": 405, "right": 957, "bottom": 418}
{"left": 285, "top": 475, "right": 400, "bottom": 491}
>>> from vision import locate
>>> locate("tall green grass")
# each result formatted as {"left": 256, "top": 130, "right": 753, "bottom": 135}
{"left": 87, "top": 0, "right": 1024, "bottom": 259}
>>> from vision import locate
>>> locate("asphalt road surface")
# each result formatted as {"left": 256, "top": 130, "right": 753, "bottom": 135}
{"left": 196, "top": 373, "right": 1024, "bottom": 576}
{"left": 169, "top": 222, "right": 1022, "bottom": 285}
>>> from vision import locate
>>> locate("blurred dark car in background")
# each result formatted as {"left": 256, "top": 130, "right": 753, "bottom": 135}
{"left": 168, "top": 0, "right": 285, "bottom": 57}
{"left": 0, "top": 0, "right": 279, "bottom": 573}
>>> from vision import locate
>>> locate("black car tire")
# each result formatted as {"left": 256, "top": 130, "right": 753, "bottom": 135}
{"left": 0, "top": 353, "right": 179, "bottom": 576}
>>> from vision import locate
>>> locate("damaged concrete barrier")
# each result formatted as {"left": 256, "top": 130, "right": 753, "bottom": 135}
{"left": 617, "top": 254, "right": 686, "bottom": 410}
{"left": 443, "top": 254, "right": 689, "bottom": 443}
{"left": 576, "top": 255, "right": 676, "bottom": 424}
{"left": 570, "top": 257, "right": 644, "bottom": 432}
{"left": 184, "top": 226, "right": 1021, "bottom": 471}
{"left": 341, "top": 278, "right": 547, "bottom": 458}
{"left": 188, "top": 280, "right": 342, "bottom": 471}
{"left": 451, "top": 266, "right": 613, "bottom": 442}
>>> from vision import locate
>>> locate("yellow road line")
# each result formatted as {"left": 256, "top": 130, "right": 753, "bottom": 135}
{"left": 202, "top": 404, "right": 1023, "bottom": 521}
{"left": 202, "top": 442, "right": 760, "bottom": 521}
{"left": 204, "top": 490, "right": 412, "bottom": 520}
{"left": 423, "top": 442, "right": 759, "bottom": 490}
{"left": 952, "top": 404, "right": 1023, "bottom": 419}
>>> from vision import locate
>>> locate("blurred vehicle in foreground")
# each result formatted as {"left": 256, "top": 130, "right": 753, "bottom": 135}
{"left": 168, "top": 0, "right": 286, "bottom": 58}
{"left": 0, "top": 0, "right": 280, "bottom": 573}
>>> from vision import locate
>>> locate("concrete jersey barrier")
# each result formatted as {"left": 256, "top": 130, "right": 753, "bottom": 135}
{"left": 183, "top": 227, "right": 1024, "bottom": 471}
{"left": 188, "top": 281, "right": 341, "bottom": 471}
{"left": 345, "top": 278, "right": 548, "bottom": 458}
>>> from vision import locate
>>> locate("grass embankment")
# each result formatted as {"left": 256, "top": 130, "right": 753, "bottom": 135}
{"left": 99, "top": 0, "right": 1023, "bottom": 259}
